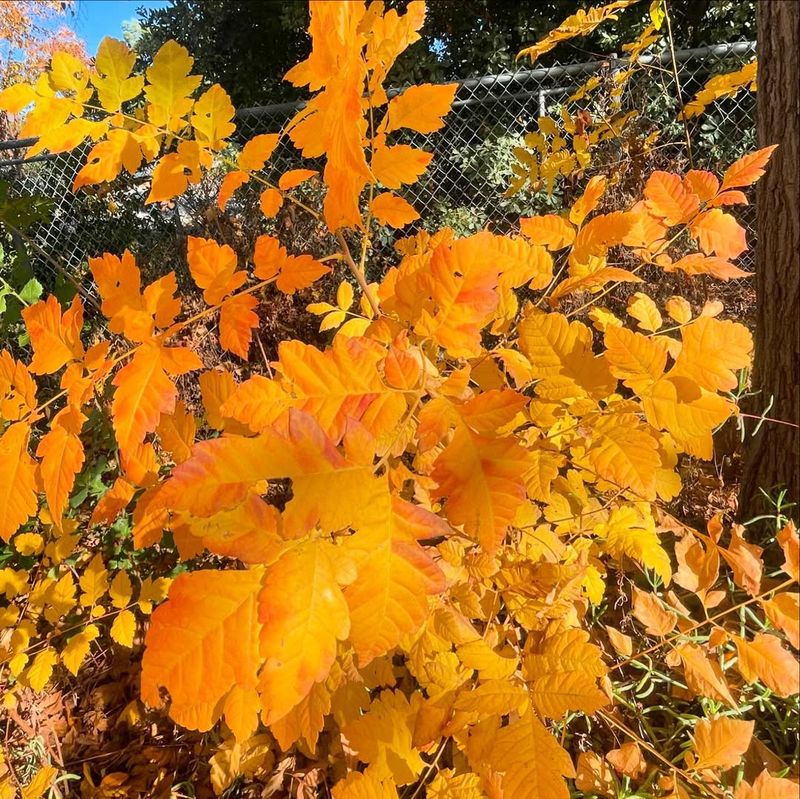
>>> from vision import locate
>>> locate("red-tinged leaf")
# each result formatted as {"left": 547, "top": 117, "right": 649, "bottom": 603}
{"left": 278, "top": 168, "right": 317, "bottom": 190}
{"left": 684, "top": 169, "right": 719, "bottom": 202}
{"left": 90, "top": 477, "right": 135, "bottom": 527}
{"left": 644, "top": 171, "right": 700, "bottom": 226}
{"left": 187, "top": 236, "right": 246, "bottom": 305}
{"left": 432, "top": 426, "right": 529, "bottom": 552}
{"left": 690, "top": 209, "right": 748, "bottom": 260}
{"left": 259, "top": 187, "right": 283, "bottom": 218}
{"left": 142, "top": 568, "right": 264, "bottom": 742}
{"left": 276, "top": 254, "right": 330, "bottom": 294}
{"left": 708, "top": 190, "right": 748, "bottom": 207}
{"left": 720, "top": 145, "right": 778, "bottom": 190}
{"left": 36, "top": 407, "right": 86, "bottom": 522}
{"left": 22, "top": 295, "right": 84, "bottom": 374}
{"left": 384, "top": 83, "right": 457, "bottom": 134}
{"left": 371, "top": 145, "right": 432, "bottom": 189}
{"left": 0, "top": 422, "right": 38, "bottom": 542}
{"left": 217, "top": 170, "right": 249, "bottom": 210}
{"left": 370, "top": 192, "right": 419, "bottom": 227}
{"left": 258, "top": 541, "right": 350, "bottom": 724}
{"left": 239, "top": 133, "right": 279, "bottom": 171}
{"left": 219, "top": 293, "right": 259, "bottom": 359}
{"left": 344, "top": 493, "right": 445, "bottom": 665}
{"left": 665, "top": 253, "right": 750, "bottom": 280}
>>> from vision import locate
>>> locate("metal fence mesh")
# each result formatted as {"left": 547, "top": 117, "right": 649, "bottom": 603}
{"left": 0, "top": 41, "right": 757, "bottom": 294}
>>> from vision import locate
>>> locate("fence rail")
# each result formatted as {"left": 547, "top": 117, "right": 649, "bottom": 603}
{"left": 0, "top": 40, "right": 757, "bottom": 295}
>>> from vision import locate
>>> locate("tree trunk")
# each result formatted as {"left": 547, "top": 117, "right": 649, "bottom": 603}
{"left": 740, "top": 1, "right": 800, "bottom": 518}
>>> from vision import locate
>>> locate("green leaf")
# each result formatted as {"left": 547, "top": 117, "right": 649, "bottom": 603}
{"left": 18, "top": 277, "right": 43, "bottom": 305}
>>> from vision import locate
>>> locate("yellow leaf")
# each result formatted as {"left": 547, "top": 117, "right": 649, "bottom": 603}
{"left": 62, "top": 624, "right": 100, "bottom": 676}
{"left": 336, "top": 281, "right": 354, "bottom": 311}
{"left": 344, "top": 493, "right": 444, "bottom": 665}
{"left": 384, "top": 84, "right": 457, "bottom": 134}
{"left": 14, "top": 532, "right": 44, "bottom": 556}
{"left": 109, "top": 571, "right": 133, "bottom": 609}
{"left": 110, "top": 609, "right": 137, "bottom": 648}
{"left": 21, "top": 766, "right": 58, "bottom": 799}
{"left": 343, "top": 690, "right": 425, "bottom": 785}
{"left": 145, "top": 39, "right": 201, "bottom": 131}
{"left": 191, "top": 83, "right": 235, "bottom": 149}
{"left": 665, "top": 296, "right": 692, "bottom": 324}
{"left": 26, "top": 648, "right": 58, "bottom": 692}
{"left": 627, "top": 292, "right": 662, "bottom": 332}
{"left": 584, "top": 413, "right": 661, "bottom": 500}
{"left": 486, "top": 709, "right": 575, "bottom": 799}
{"left": 79, "top": 554, "right": 109, "bottom": 607}
{"left": 92, "top": 37, "right": 144, "bottom": 112}
{"left": 692, "top": 717, "right": 754, "bottom": 769}
{"left": 331, "top": 771, "right": 399, "bottom": 799}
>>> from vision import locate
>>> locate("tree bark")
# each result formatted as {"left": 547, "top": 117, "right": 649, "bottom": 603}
{"left": 740, "top": 0, "right": 800, "bottom": 518}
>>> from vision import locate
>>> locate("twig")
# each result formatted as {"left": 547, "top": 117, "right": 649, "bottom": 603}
{"left": 335, "top": 230, "right": 381, "bottom": 318}
{"left": 663, "top": 0, "right": 694, "bottom": 168}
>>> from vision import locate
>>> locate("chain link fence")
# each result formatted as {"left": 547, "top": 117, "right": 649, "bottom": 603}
{"left": 0, "top": 40, "right": 757, "bottom": 296}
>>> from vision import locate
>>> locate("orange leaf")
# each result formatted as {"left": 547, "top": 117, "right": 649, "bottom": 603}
{"left": 734, "top": 633, "right": 800, "bottom": 697}
{"left": 666, "top": 253, "right": 750, "bottom": 280}
{"left": 112, "top": 341, "right": 201, "bottom": 464}
{"left": 777, "top": 521, "right": 799, "bottom": 581}
{"left": 720, "top": 145, "right": 777, "bottom": 191}
{"left": 22, "top": 295, "right": 84, "bottom": 375}
{"left": 644, "top": 171, "right": 700, "bottom": 226}
{"left": 632, "top": 587, "right": 677, "bottom": 636}
{"left": 607, "top": 742, "right": 646, "bottom": 778}
{"left": 370, "top": 192, "right": 419, "bottom": 228}
{"left": 217, "top": 170, "right": 249, "bottom": 210}
{"left": 219, "top": 293, "right": 259, "bottom": 359}
{"left": 90, "top": 477, "right": 135, "bottom": 527}
{"left": 344, "top": 494, "right": 445, "bottom": 665}
{"left": 74, "top": 129, "right": 142, "bottom": 189}
{"left": 142, "top": 568, "right": 263, "bottom": 742}
{"left": 36, "top": 406, "right": 86, "bottom": 522}
{"left": 278, "top": 168, "right": 318, "bottom": 190}
{"left": 259, "top": 187, "right": 283, "bottom": 218}
{"left": 690, "top": 209, "right": 748, "bottom": 260}
{"left": 187, "top": 236, "right": 246, "bottom": 305}
{"left": 693, "top": 717, "right": 753, "bottom": 769}
{"left": 276, "top": 254, "right": 331, "bottom": 294}
{"left": 675, "top": 642, "right": 736, "bottom": 706}
{"left": 371, "top": 145, "right": 432, "bottom": 189}
{"left": 384, "top": 83, "right": 457, "bottom": 134}
{"left": 239, "top": 133, "right": 279, "bottom": 171}
{"left": 520, "top": 214, "right": 576, "bottom": 250}
{"left": 252, "top": 234, "right": 288, "bottom": 281}
{"left": 258, "top": 541, "right": 350, "bottom": 724}
{"left": 0, "top": 422, "right": 38, "bottom": 542}
{"left": 432, "top": 426, "right": 529, "bottom": 552}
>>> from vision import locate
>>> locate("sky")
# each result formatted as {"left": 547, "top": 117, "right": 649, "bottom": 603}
{"left": 71, "top": 0, "right": 169, "bottom": 53}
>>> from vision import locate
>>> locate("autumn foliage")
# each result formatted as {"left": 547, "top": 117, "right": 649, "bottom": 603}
{"left": 0, "top": 2, "right": 797, "bottom": 798}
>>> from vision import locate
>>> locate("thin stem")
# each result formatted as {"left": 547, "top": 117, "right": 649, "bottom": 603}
{"left": 663, "top": 0, "right": 694, "bottom": 167}
{"left": 336, "top": 231, "right": 381, "bottom": 317}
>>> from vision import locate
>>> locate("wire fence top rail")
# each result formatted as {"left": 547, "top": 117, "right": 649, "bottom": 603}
{"left": 0, "top": 39, "right": 757, "bottom": 290}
